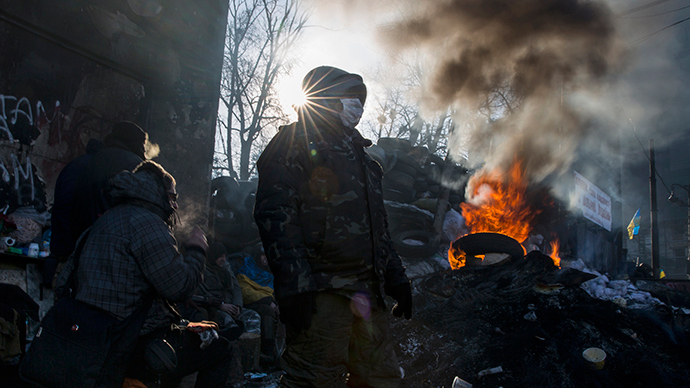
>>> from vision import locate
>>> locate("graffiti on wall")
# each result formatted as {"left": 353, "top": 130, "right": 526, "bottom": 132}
{"left": 0, "top": 94, "right": 57, "bottom": 145}
{"left": 0, "top": 94, "right": 62, "bottom": 213}
{"left": 0, "top": 153, "right": 46, "bottom": 212}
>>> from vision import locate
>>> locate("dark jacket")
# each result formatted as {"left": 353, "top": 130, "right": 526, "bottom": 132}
{"left": 254, "top": 115, "right": 408, "bottom": 303}
{"left": 200, "top": 263, "right": 244, "bottom": 307}
{"left": 70, "top": 139, "right": 143, "bottom": 242}
{"left": 50, "top": 139, "right": 103, "bottom": 259}
{"left": 56, "top": 166, "right": 205, "bottom": 334}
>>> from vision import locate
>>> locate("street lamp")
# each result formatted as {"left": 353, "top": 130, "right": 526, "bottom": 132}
{"left": 668, "top": 183, "right": 690, "bottom": 277}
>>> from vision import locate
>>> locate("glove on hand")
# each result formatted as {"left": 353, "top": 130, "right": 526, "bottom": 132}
{"left": 278, "top": 292, "right": 317, "bottom": 332}
{"left": 388, "top": 282, "right": 412, "bottom": 319}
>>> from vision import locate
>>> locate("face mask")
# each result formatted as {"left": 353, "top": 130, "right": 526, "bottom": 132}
{"left": 339, "top": 98, "right": 363, "bottom": 128}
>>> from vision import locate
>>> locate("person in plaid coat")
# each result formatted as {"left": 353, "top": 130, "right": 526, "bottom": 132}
{"left": 56, "top": 160, "right": 232, "bottom": 388}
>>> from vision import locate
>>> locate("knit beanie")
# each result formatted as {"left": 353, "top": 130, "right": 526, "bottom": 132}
{"left": 105, "top": 121, "right": 148, "bottom": 159}
{"left": 208, "top": 242, "right": 227, "bottom": 263}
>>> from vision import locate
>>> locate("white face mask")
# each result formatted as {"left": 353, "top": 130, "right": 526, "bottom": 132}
{"left": 339, "top": 98, "right": 364, "bottom": 128}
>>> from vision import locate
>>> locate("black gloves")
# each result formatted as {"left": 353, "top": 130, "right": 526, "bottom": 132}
{"left": 277, "top": 292, "right": 317, "bottom": 332}
{"left": 387, "top": 282, "right": 412, "bottom": 319}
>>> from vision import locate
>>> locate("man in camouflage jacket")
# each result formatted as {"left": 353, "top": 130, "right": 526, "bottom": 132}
{"left": 254, "top": 66, "right": 412, "bottom": 388}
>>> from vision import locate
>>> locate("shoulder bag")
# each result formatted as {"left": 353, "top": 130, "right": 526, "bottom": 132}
{"left": 19, "top": 229, "right": 152, "bottom": 388}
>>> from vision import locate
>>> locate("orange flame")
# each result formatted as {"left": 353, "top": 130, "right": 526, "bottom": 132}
{"left": 549, "top": 240, "right": 561, "bottom": 268}
{"left": 448, "top": 247, "right": 466, "bottom": 269}
{"left": 449, "top": 161, "right": 539, "bottom": 269}
{"left": 460, "top": 161, "right": 538, "bottom": 243}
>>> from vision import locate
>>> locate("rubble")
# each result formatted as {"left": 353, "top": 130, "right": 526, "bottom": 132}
{"left": 392, "top": 251, "right": 690, "bottom": 388}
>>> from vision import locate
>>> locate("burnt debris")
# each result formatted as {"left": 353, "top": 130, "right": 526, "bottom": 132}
{"left": 393, "top": 251, "right": 690, "bottom": 388}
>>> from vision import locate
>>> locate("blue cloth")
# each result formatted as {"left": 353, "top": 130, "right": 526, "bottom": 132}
{"left": 238, "top": 256, "right": 274, "bottom": 290}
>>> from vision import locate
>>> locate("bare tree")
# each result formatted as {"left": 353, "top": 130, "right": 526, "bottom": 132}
{"left": 215, "top": 0, "right": 307, "bottom": 179}
{"left": 364, "top": 58, "right": 456, "bottom": 157}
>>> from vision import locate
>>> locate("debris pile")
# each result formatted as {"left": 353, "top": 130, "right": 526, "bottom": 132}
{"left": 393, "top": 251, "right": 690, "bottom": 388}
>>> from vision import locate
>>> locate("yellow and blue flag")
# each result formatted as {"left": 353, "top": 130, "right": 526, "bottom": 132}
{"left": 627, "top": 208, "right": 641, "bottom": 240}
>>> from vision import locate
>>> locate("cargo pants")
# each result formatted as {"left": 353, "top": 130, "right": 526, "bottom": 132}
{"left": 280, "top": 292, "right": 402, "bottom": 388}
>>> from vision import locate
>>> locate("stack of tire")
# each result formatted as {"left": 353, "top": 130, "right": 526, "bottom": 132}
{"left": 378, "top": 137, "right": 418, "bottom": 204}
{"left": 374, "top": 138, "right": 446, "bottom": 259}
{"left": 375, "top": 137, "right": 465, "bottom": 210}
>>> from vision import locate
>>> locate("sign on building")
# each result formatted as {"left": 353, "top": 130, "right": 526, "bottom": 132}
{"left": 574, "top": 171, "right": 612, "bottom": 231}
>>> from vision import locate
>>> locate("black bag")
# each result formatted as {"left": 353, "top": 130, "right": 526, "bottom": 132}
{"left": 19, "top": 228, "right": 152, "bottom": 388}
{"left": 19, "top": 298, "right": 118, "bottom": 388}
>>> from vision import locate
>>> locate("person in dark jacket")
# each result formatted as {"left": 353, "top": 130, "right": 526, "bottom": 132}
{"left": 43, "top": 138, "right": 103, "bottom": 287}
{"left": 50, "top": 138, "right": 104, "bottom": 260}
{"left": 70, "top": 121, "right": 159, "bottom": 243}
{"left": 254, "top": 66, "right": 412, "bottom": 388}
{"left": 55, "top": 160, "right": 232, "bottom": 388}
{"left": 184, "top": 242, "right": 247, "bottom": 341}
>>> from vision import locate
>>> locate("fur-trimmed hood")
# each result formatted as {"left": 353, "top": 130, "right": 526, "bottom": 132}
{"left": 106, "top": 161, "right": 174, "bottom": 222}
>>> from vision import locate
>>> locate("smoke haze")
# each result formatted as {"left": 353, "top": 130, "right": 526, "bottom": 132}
{"left": 307, "top": 0, "right": 690, "bottom": 220}
{"left": 377, "top": 0, "right": 627, "bottom": 183}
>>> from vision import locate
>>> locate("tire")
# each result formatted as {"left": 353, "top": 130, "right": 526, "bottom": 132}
{"left": 393, "top": 230, "right": 439, "bottom": 259}
{"left": 410, "top": 146, "right": 429, "bottom": 157}
{"left": 364, "top": 145, "right": 388, "bottom": 169}
{"left": 448, "top": 194, "right": 461, "bottom": 204}
{"left": 383, "top": 188, "right": 415, "bottom": 203}
{"left": 389, "top": 162, "right": 417, "bottom": 178}
{"left": 385, "top": 170, "right": 415, "bottom": 188}
{"left": 451, "top": 232, "right": 524, "bottom": 261}
{"left": 382, "top": 179, "right": 416, "bottom": 196}
{"left": 424, "top": 164, "right": 441, "bottom": 182}
{"left": 413, "top": 180, "right": 428, "bottom": 192}
{"left": 377, "top": 137, "right": 411, "bottom": 154}
{"left": 394, "top": 150, "right": 424, "bottom": 176}
{"left": 428, "top": 154, "right": 444, "bottom": 167}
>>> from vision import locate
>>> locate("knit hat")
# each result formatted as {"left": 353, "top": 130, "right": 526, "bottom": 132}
{"left": 302, "top": 66, "right": 367, "bottom": 106}
{"left": 105, "top": 121, "right": 150, "bottom": 160}
{"left": 208, "top": 242, "right": 227, "bottom": 263}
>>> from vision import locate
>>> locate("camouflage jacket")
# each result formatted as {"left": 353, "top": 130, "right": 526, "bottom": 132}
{"left": 254, "top": 117, "right": 408, "bottom": 303}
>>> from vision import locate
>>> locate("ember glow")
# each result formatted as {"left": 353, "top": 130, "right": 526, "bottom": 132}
{"left": 461, "top": 161, "right": 537, "bottom": 243}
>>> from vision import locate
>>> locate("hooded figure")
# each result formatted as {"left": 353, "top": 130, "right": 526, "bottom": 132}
{"left": 55, "top": 160, "right": 232, "bottom": 388}
{"left": 254, "top": 66, "right": 411, "bottom": 387}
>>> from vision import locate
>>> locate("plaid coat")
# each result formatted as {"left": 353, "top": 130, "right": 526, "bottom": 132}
{"left": 56, "top": 166, "right": 205, "bottom": 334}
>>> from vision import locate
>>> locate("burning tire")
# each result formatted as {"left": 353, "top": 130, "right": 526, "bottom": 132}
{"left": 452, "top": 232, "right": 525, "bottom": 261}
{"left": 393, "top": 230, "right": 439, "bottom": 259}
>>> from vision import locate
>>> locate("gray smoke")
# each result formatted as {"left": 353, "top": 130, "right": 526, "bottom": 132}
{"left": 378, "top": 0, "right": 627, "bottom": 182}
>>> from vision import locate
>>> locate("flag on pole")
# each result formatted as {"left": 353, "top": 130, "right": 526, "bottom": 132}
{"left": 627, "top": 209, "right": 641, "bottom": 240}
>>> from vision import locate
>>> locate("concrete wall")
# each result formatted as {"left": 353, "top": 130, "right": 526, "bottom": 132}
{"left": 0, "top": 0, "right": 228, "bottom": 314}
{"left": 0, "top": 0, "right": 228, "bottom": 231}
